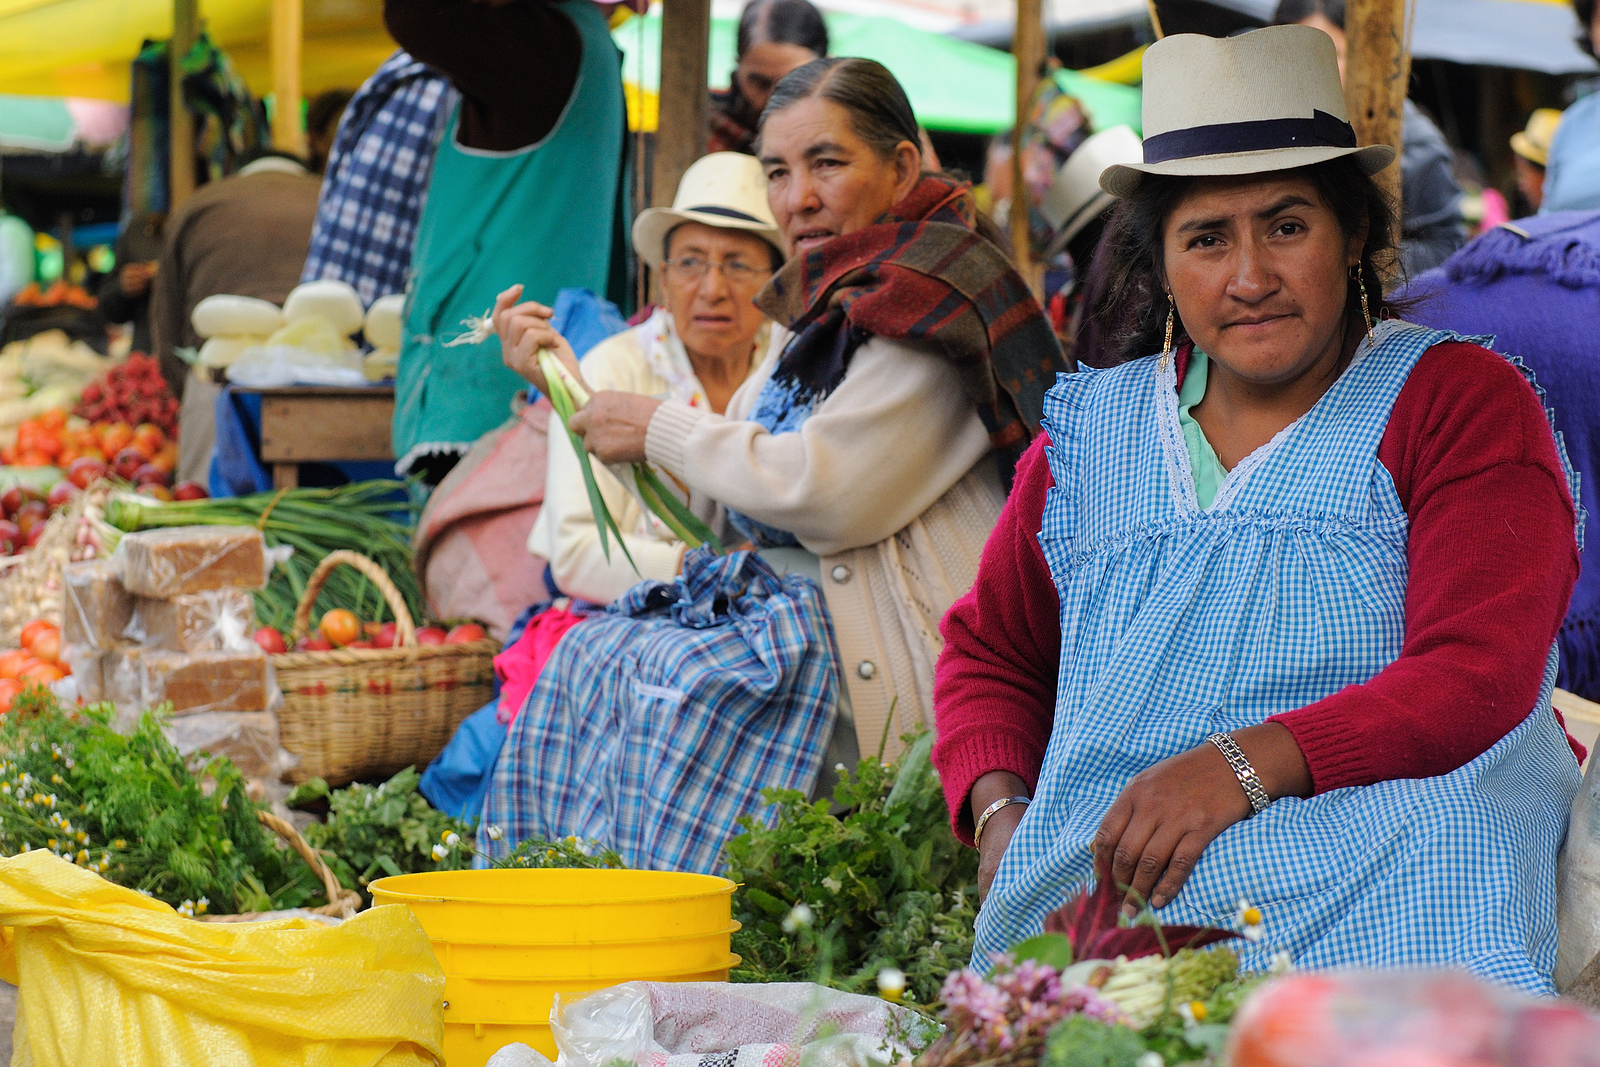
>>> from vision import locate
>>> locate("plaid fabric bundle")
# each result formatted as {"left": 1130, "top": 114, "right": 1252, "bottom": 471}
{"left": 476, "top": 549, "right": 840, "bottom": 874}
{"left": 301, "top": 50, "right": 457, "bottom": 306}
{"left": 753, "top": 175, "right": 1066, "bottom": 481}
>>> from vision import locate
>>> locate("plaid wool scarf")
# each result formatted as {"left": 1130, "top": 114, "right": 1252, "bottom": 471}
{"left": 753, "top": 175, "right": 1067, "bottom": 483}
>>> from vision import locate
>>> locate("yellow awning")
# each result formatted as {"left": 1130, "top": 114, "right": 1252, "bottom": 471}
{"left": 0, "top": 0, "right": 394, "bottom": 102}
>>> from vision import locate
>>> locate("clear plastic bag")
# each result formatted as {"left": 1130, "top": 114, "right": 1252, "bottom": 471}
{"left": 124, "top": 589, "right": 256, "bottom": 653}
{"left": 1225, "top": 968, "right": 1600, "bottom": 1067}
{"left": 500, "top": 981, "right": 940, "bottom": 1067}
{"left": 164, "top": 710, "right": 295, "bottom": 780}
{"left": 61, "top": 558, "right": 132, "bottom": 653}
{"left": 107, "top": 647, "right": 282, "bottom": 726}
{"left": 114, "top": 526, "right": 267, "bottom": 599}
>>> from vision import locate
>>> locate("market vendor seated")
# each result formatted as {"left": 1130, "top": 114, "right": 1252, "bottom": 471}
{"left": 932, "top": 26, "right": 1583, "bottom": 992}
{"left": 497, "top": 57, "right": 1067, "bottom": 765}
{"left": 508, "top": 152, "right": 787, "bottom": 605}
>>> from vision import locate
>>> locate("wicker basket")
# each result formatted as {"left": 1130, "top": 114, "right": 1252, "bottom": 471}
{"left": 272, "top": 550, "right": 499, "bottom": 787}
{"left": 202, "top": 810, "right": 362, "bottom": 921}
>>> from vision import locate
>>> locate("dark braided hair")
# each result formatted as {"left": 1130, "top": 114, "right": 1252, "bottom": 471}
{"left": 1092, "top": 157, "right": 1403, "bottom": 365}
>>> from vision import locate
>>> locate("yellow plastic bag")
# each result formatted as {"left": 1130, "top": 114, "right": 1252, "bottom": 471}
{"left": 0, "top": 850, "right": 445, "bottom": 1067}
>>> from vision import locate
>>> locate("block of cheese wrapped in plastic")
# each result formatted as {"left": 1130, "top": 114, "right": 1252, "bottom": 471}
{"left": 115, "top": 526, "right": 267, "bottom": 598}
{"left": 138, "top": 649, "right": 278, "bottom": 715}
{"left": 62, "top": 558, "right": 134, "bottom": 652}
{"left": 164, "top": 711, "right": 289, "bottom": 779}
{"left": 125, "top": 590, "right": 255, "bottom": 653}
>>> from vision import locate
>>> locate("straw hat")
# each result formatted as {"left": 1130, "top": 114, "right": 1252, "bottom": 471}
{"left": 1510, "top": 109, "right": 1562, "bottom": 167}
{"left": 1042, "top": 126, "right": 1143, "bottom": 257}
{"left": 1099, "top": 25, "right": 1395, "bottom": 199}
{"left": 632, "top": 152, "right": 784, "bottom": 268}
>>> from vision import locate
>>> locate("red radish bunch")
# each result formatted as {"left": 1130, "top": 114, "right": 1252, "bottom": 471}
{"left": 74, "top": 354, "right": 179, "bottom": 437}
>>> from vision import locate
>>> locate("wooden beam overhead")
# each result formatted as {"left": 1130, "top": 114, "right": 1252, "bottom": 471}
{"left": 1343, "top": 0, "right": 1410, "bottom": 261}
{"left": 169, "top": 0, "right": 199, "bottom": 211}
{"left": 1011, "top": 0, "right": 1046, "bottom": 293}
{"left": 271, "top": 0, "right": 306, "bottom": 158}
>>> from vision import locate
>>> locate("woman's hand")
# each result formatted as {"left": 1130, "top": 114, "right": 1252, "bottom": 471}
{"left": 568, "top": 392, "right": 662, "bottom": 465}
{"left": 1093, "top": 722, "right": 1311, "bottom": 915}
{"left": 491, "top": 285, "right": 585, "bottom": 395}
{"left": 971, "top": 770, "right": 1030, "bottom": 905}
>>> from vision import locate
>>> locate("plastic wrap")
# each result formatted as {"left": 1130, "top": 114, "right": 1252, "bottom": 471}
{"left": 165, "top": 711, "right": 293, "bottom": 779}
{"left": 115, "top": 526, "right": 267, "bottom": 598}
{"left": 107, "top": 646, "right": 279, "bottom": 720}
{"left": 540, "top": 982, "right": 939, "bottom": 1067}
{"left": 59, "top": 644, "right": 106, "bottom": 704}
{"left": 1225, "top": 969, "right": 1600, "bottom": 1067}
{"left": 61, "top": 557, "right": 133, "bottom": 653}
{"left": 126, "top": 589, "right": 256, "bottom": 653}
{"left": 1558, "top": 754, "right": 1600, "bottom": 989}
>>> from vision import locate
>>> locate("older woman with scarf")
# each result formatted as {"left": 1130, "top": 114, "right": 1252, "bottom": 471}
{"left": 934, "top": 26, "right": 1583, "bottom": 990}
{"left": 495, "top": 57, "right": 1066, "bottom": 762}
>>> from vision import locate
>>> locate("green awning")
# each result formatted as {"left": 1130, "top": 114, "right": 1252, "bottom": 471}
{"left": 613, "top": 12, "right": 1019, "bottom": 135}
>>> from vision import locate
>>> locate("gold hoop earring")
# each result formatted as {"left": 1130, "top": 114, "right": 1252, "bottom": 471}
{"left": 1355, "top": 268, "right": 1375, "bottom": 344}
{"left": 1161, "top": 299, "right": 1175, "bottom": 370}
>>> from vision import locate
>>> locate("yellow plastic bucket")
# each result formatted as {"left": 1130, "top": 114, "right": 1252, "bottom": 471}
{"left": 368, "top": 868, "right": 740, "bottom": 1067}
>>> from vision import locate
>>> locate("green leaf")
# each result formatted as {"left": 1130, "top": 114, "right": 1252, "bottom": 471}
{"left": 634, "top": 464, "right": 723, "bottom": 553}
{"left": 1011, "top": 932, "right": 1074, "bottom": 968}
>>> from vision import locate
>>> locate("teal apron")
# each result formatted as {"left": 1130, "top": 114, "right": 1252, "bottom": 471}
{"left": 395, "top": 0, "right": 627, "bottom": 471}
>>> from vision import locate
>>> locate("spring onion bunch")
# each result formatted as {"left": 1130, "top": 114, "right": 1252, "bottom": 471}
{"left": 536, "top": 349, "right": 722, "bottom": 571}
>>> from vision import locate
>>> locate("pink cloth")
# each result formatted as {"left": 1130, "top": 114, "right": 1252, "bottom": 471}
{"left": 1479, "top": 187, "right": 1511, "bottom": 231}
{"left": 495, "top": 607, "right": 587, "bottom": 724}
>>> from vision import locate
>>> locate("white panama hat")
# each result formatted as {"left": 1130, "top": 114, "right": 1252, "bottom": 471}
{"left": 1042, "top": 125, "right": 1143, "bottom": 258}
{"left": 632, "top": 152, "right": 784, "bottom": 268}
{"left": 1099, "top": 25, "right": 1395, "bottom": 199}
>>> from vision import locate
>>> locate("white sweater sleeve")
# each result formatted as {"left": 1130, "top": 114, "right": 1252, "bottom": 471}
{"left": 643, "top": 335, "right": 992, "bottom": 557}
{"left": 528, "top": 335, "right": 685, "bottom": 603}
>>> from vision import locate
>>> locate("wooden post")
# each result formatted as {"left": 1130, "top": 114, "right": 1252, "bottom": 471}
{"left": 1011, "top": 0, "right": 1046, "bottom": 292}
{"left": 1343, "top": 0, "right": 1409, "bottom": 251}
{"left": 270, "top": 0, "right": 305, "bottom": 157}
{"left": 652, "top": 0, "right": 711, "bottom": 208}
{"left": 169, "top": 0, "right": 199, "bottom": 211}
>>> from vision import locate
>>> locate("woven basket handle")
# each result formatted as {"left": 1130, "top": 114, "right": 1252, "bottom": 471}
{"left": 256, "top": 810, "right": 361, "bottom": 918}
{"left": 290, "top": 550, "right": 418, "bottom": 648}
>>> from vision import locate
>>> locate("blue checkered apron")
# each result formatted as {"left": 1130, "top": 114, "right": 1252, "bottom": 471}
{"left": 974, "top": 320, "right": 1582, "bottom": 992}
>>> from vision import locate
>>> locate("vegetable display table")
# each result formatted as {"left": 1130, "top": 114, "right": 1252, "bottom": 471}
{"left": 237, "top": 385, "right": 395, "bottom": 490}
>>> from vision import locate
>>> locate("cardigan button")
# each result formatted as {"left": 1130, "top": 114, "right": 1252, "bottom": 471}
{"left": 857, "top": 660, "right": 876, "bottom": 680}
{"left": 831, "top": 565, "right": 851, "bottom": 583}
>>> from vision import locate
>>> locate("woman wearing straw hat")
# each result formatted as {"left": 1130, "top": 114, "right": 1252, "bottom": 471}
{"left": 933, "top": 25, "right": 1583, "bottom": 989}
{"left": 497, "top": 57, "right": 1065, "bottom": 763}
{"left": 521, "top": 152, "right": 787, "bottom": 605}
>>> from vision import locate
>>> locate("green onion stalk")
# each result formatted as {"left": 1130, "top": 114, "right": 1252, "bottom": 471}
{"left": 104, "top": 482, "right": 425, "bottom": 633}
{"left": 537, "top": 349, "right": 722, "bottom": 570}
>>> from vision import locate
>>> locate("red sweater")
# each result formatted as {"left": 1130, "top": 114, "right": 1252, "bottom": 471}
{"left": 932, "top": 342, "right": 1582, "bottom": 843}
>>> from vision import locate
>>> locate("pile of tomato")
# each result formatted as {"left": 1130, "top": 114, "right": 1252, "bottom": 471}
{"left": 0, "top": 620, "right": 69, "bottom": 714}
{"left": 253, "top": 612, "right": 486, "bottom": 653}
{"left": 3, "top": 410, "right": 178, "bottom": 477}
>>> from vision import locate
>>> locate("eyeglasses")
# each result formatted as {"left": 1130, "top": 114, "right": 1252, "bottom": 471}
{"left": 662, "top": 256, "right": 772, "bottom": 285}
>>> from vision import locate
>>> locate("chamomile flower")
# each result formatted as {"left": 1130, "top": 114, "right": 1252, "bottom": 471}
{"left": 1178, "top": 1001, "right": 1207, "bottom": 1026}
{"left": 486, "top": 825, "right": 503, "bottom": 841}
{"left": 821, "top": 876, "right": 842, "bottom": 894}
{"left": 1137, "top": 1054, "right": 1164, "bottom": 1067}
{"left": 444, "top": 832, "right": 460, "bottom": 848}
{"left": 431, "top": 844, "right": 448, "bottom": 860}
{"left": 1235, "top": 899, "right": 1264, "bottom": 942}
{"left": 781, "top": 902, "right": 814, "bottom": 934}
{"left": 876, "top": 967, "right": 906, "bottom": 1002}
{"left": 1269, "top": 950, "right": 1293, "bottom": 975}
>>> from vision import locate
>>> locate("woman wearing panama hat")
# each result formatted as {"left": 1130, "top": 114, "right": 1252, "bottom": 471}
{"left": 521, "top": 152, "right": 788, "bottom": 604}
{"left": 934, "top": 25, "right": 1584, "bottom": 989}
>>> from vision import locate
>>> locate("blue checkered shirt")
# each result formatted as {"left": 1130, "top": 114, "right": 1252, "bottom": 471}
{"left": 477, "top": 549, "right": 841, "bottom": 874}
{"left": 301, "top": 50, "right": 457, "bottom": 305}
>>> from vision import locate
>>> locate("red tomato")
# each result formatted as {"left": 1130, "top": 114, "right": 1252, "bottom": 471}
{"left": 345, "top": 639, "right": 375, "bottom": 649}
{"left": 371, "top": 622, "right": 398, "bottom": 649}
{"left": 18, "top": 620, "right": 52, "bottom": 650}
{"left": 112, "top": 447, "right": 146, "bottom": 482}
{"left": 414, "top": 626, "right": 448, "bottom": 646}
{"left": 67, "top": 458, "right": 109, "bottom": 491}
{"left": 299, "top": 634, "right": 334, "bottom": 652}
{"left": 446, "top": 623, "right": 487, "bottom": 644}
{"left": 46, "top": 482, "right": 76, "bottom": 511}
{"left": 253, "top": 627, "right": 288, "bottom": 654}
{"left": 99, "top": 422, "right": 134, "bottom": 455}
{"left": 131, "top": 424, "right": 165, "bottom": 459}
{"left": 0, "top": 650, "right": 31, "bottom": 680}
{"left": 25, "top": 628, "right": 59, "bottom": 665}
{"left": 319, "top": 609, "right": 361, "bottom": 647}
{"left": 13, "top": 502, "right": 47, "bottom": 538}
{"left": 173, "top": 482, "right": 209, "bottom": 501}
{"left": 19, "top": 662, "right": 64, "bottom": 686}
{"left": 1226, "top": 975, "right": 1342, "bottom": 1067}
{"left": 133, "top": 463, "right": 169, "bottom": 487}
{"left": 0, "top": 679, "right": 22, "bottom": 715}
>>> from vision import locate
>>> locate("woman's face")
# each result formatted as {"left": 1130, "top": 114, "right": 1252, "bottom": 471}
{"left": 760, "top": 97, "right": 921, "bottom": 256}
{"left": 661, "top": 222, "right": 775, "bottom": 363}
{"left": 1162, "top": 173, "right": 1365, "bottom": 386}
{"left": 736, "top": 40, "right": 820, "bottom": 115}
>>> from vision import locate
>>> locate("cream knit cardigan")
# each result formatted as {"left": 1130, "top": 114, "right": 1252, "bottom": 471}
{"left": 645, "top": 334, "right": 1005, "bottom": 760}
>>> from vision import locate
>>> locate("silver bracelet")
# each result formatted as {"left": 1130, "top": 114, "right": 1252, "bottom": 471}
{"left": 1207, "top": 733, "right": 1272, "bottom": 816}
{"left": 974, "top": 795, "right": 1030, "bottom": 848}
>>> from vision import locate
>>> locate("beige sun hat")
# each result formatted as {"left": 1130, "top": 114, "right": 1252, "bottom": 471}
{"left": 1099, "top": 25, "right": 1395, "bottom": 199}
{"left": 632, "top": 152, "right": 784, "bottom": 268}
{"left": 1510, "top": 109, "right": 1562, "bottom": 166}
{"left": 1043, "top": 126, "right": 1143, "bottom": 257}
